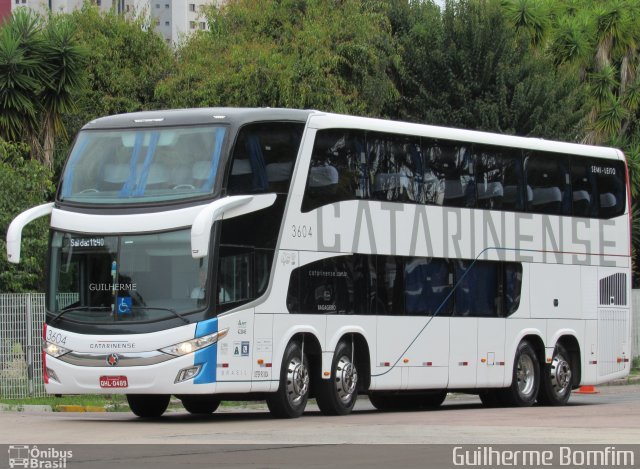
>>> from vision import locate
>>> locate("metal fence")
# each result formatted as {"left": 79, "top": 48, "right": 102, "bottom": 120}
{"left": 0, "top": 293, "right": 46, "bottom": 399}
{"left": 0, "top": 291, "right": 639, "bottom": 399}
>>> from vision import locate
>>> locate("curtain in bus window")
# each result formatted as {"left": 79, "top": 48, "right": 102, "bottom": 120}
{"left": 475, "top": 145, "right": 524, "bottom": 211}
{"left": 302, "top": 129, "right": 366, "bottom": 212}
{"left": 404, "top": 258, "right": 452, "bottom": 316}
{"left": 570, "top": 157, "right": 597, "bottom": 217}
{"left": 351, "top": 254, "right": 374, "bottom": 315}
{"left": 423, "top": 139, "right": 475, "bottom": 207}
{"left": 227, "top": 123, "right": 304, "bottom": 195}
{"left": 367, "top": 133, "right": 422, "bottom": 203}
{"left": 504, "top": 262, "right": 523, "bottom": 316}
{"left": 217, "top": 246, "right": 252, "bottom": 306}
{"left": 454, "top": 260, "right": 500, "bottom": 317}
{"left": 524, "top": 152, "right": 570, "bottom": 215}
{"left": 374, "top": 256, "right": 405, "bottom": 315}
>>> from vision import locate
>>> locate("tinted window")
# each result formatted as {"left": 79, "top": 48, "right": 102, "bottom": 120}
{"left": 227, "top": 122, "right": 304, "bottom": 195}
{"left": 504, "top": 262, "right": 523, "bottom": 315}
{"left": 571, "top": 157, "right": 597, "bottom": 217}
{"left": 288, "top": 254, "right": 521, "bottom": 318}
{"left": 375, "top": 256, "right": 405, "bottom": 315}
{"left": 475, "top": 145, "right": 524, "bottom": 211}
{"left": 404, "top": 258, "right": 452, "bottom": 316}
{"left": 525, "top": 151, "right": 570, "bottom": 215}
{"left": 454, "top": 260, "right": 501, "bottom": 317}
{"left": 287, "top": 257, "right": 355, "bottom": 314}
{"left": 368, "top": 132, "right": 423, "bottom": 202}
{"left": 302, "top": 129, "right": 366, "bottom": 212}
{"left": 590, "top": 159, "right": 626, "bottom": 218}
{"left": 423, "top": 139, "right": 475, "bottom": 207}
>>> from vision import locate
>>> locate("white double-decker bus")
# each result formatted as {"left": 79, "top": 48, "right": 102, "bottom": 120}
{"left": 7, "top": 108, "right": 631, "bottom": 418}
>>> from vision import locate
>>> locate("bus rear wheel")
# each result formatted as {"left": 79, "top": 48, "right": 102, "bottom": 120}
{"left": 179, "top": 395, "right": 221, "bottom": 414}
{"left": 266, "top": 340, "right": 310, "bottom": 418}
{"left": 479, "top": 390, "right": 503, "bottom": 407}
{"left": 316, "top": 340, "right": 359, "bottom": 416}
{"left": 537, "top": 344, "right": 573, "bottom": 406}
{"left": 126, "top": 394, "right": 170, "bottom": 418}
{"left": 500, "top": 340, "right": 540, "bottom": 407}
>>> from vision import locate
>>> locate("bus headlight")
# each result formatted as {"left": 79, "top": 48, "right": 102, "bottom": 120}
{"left": 43, "top": 342, "right": 71, "bottom": 358}
{"left": 160, "top": 328, "right": 228, "bottom": 357}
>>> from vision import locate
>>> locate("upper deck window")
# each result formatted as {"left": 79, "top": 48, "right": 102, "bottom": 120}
{"left": 59, "top": 126, "right": 227, "bottom": 205}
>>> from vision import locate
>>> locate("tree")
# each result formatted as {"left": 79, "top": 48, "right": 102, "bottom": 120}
{"left": 156, "top": 0, "right": 399, "bottom": 117}
{"left": 65, "top": 4, "right": 174, "bottom": 129}
{"left": 0, "top": 140, "right": 54, "bottom": 292}
{"left": 394, "top": 0, "right": 586, "bottom": 139}
{"left": 0, "top": 9, "right": 86, "bottom": 168}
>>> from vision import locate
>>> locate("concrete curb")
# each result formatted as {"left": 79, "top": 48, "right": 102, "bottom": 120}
{"left": 0, "top": 403, "right": 52, "bottom": 412}
{"left": 55, "top": 405, "right": 106, "bottom": 412}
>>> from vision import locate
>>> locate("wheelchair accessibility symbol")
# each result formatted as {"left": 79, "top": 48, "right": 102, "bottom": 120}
{"left": 117, "top": 297, "right": 132, "bottom": 315}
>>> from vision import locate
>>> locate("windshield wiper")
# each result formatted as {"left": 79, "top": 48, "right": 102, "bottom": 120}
{"left": 49, "top": 306, "right": 112, "bottom": 324}
{"left": 129, "top": 306, "right": 190, "bottom": 324}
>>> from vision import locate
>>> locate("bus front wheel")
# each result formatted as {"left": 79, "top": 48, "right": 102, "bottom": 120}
{"left": 266, "top": 340, "right": 310, "bottom": 418}
{"left": 126, "top": 394, "right": 170, "bottom": 418}
{"left": 316, "top": 340, "right": 359, "bottom": 416}
{"left": 537, "top": 344, "right": 573, "bottom": 406}
{"left": 500, "top": 341, "right": 540, "bottom": 407}
{"left": 179, "top": 395, "right": 221, "bottom": 414}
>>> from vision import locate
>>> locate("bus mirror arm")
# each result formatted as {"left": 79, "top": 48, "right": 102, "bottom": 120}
{"left": 6, "top": 202, "right": 55, "bottom": 264}
{"left": 191, "top": 193, "right": 277, "bottom": 259}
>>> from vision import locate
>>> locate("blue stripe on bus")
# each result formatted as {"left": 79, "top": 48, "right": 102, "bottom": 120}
{"left": 193, "top": 318, "right": 218, "bottom": 384}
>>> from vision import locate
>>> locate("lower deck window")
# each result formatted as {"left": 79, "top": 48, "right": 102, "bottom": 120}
{"left": 287, "top": 254, "right": 522, "bottom": 317}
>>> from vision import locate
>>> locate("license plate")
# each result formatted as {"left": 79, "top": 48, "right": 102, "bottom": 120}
{"left": 99, "top": 376, "right": 128, "bottom": 388}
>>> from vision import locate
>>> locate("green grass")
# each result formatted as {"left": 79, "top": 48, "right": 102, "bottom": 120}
{"left": 0, "top": 394, "right": 128, "bottom": 411}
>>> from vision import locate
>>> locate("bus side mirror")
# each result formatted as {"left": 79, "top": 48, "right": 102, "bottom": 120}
{"left": 6, "top": 202, "right": 55, "bottom": 264}
{"left": 191, "top": 194, "right": 277, "bottom": 259}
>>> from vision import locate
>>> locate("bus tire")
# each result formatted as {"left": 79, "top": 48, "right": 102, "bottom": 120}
{"left": 537, "top": 344, "right": 573, "bottom": 406}
{"left": 478, "top": 390, "right": 503, "bottom": 407}
{"left": 500, "top": 341, "right": 540, "bottom": 407}
{"left": 316, "top": 340, "right": 359, "bottom": 416}
{"left": 266, "top": 341, "right": 310, "bottom": 418}
{"left": 179, "top": 395, "right": 221, "bottom": 414}
{"left": 369, "top": 393, "right": 397, "bottom": 411}
{"left": 126, "top": 394, "right": 170, "bottom": 418}
{"left": 419, "top": 390, "right": 447, "bottom": 408}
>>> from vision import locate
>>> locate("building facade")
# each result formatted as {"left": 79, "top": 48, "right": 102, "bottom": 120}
{"left": 10, "top": 0, "right": 224, "bottom": 45}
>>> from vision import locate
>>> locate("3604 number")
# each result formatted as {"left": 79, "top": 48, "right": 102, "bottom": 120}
{"left": 292, "top": 225, "right": 312, "bottom": 238}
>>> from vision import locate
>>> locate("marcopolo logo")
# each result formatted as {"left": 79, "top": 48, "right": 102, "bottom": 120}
{"left": 8, "top": 445, "right": 73, "bottom": 468}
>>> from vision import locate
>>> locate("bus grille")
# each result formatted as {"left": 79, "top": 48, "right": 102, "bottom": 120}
{"left": 599, "top": 273, "right": 627, "bottom": 306}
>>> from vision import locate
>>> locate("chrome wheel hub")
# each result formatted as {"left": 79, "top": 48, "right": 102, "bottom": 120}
{"left": 335, "top": 355, "right": 358, "bottom": 404}
{"left": 516, "top": 354, "right": 535, "bottom": 397}
{"left": 550, "top": 354, "right": 572, "bottom": 395}
{"left": 286, "top": 356, "right": 309, "bottom": 406}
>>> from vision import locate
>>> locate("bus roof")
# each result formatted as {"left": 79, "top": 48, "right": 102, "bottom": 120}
{"left": 308, "top": 112, "right": 623, "bottom": 160}
{"left": 82, "top": 107, "right": 623, "bottom": 161}
{"left": 81, "top": 108, "right": 315, "bottom": 130}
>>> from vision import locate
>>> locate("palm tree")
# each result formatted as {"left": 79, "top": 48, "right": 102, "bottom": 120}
{"left": 0, "top": 9, "right": 44, "bottom": 146}
{"left": 39, "top": 16, "right": 86, "bottom": 168}
{"left": 0, "top": 9, "right": 85, "bottom": 168}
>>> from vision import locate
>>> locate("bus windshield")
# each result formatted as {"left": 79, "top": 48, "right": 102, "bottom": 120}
{"left": 48, "top": 229, "right": 210, "bottom": 323}
{"left": 59, "top": 126, "right": 227, "bottom": 204}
